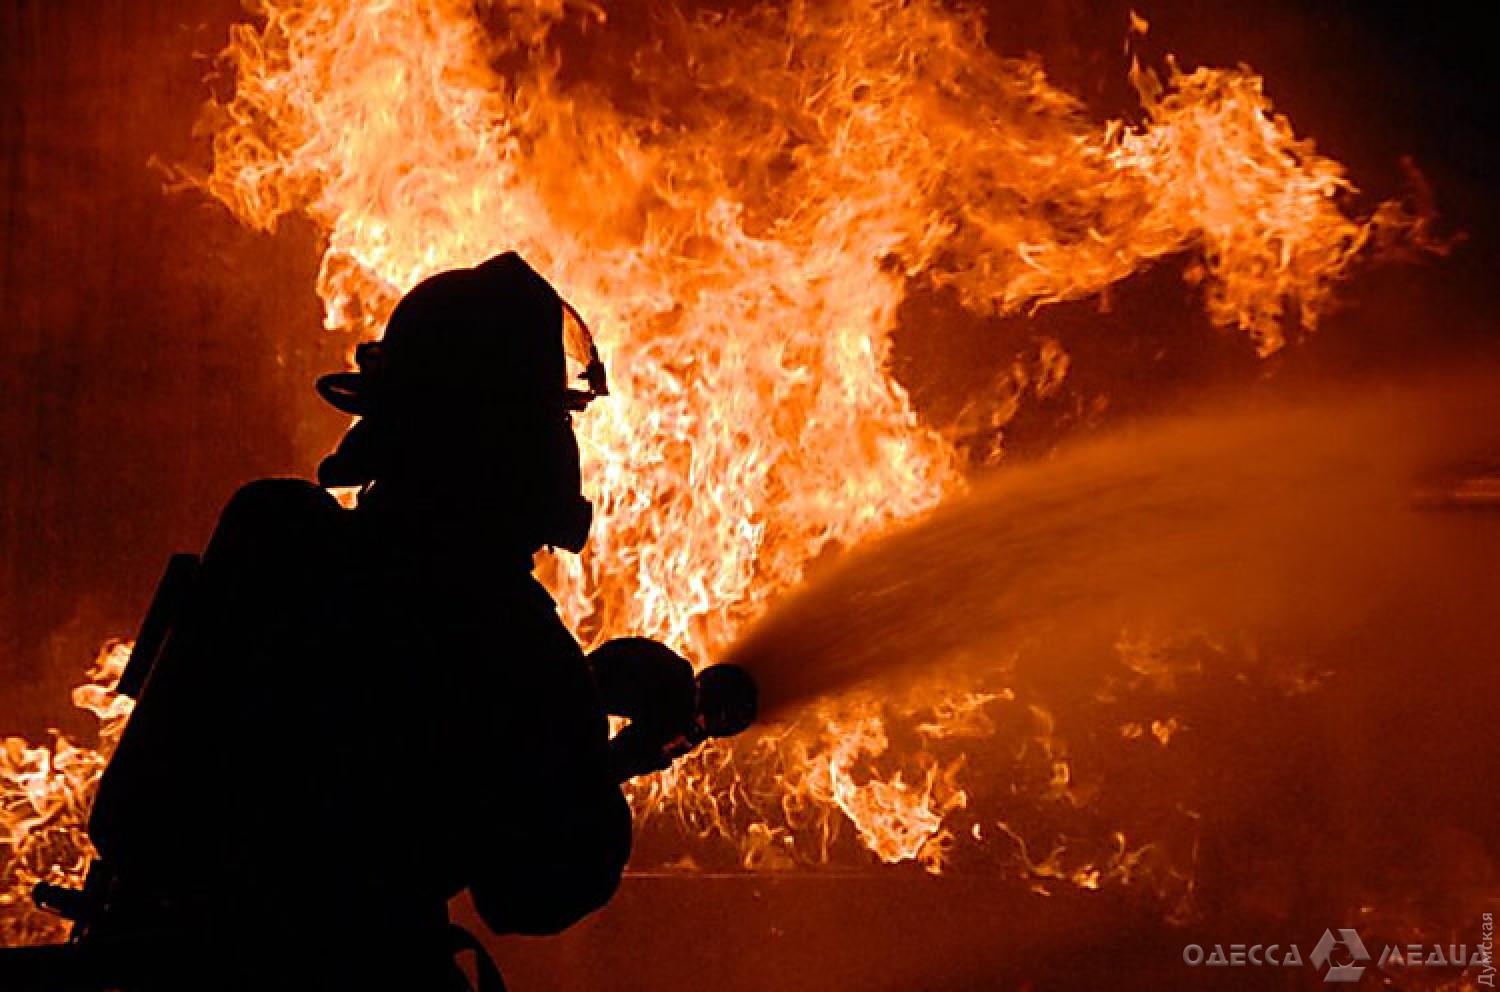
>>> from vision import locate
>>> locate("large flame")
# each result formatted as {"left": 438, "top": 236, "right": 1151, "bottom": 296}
{"left": 1, "top": 0, "right": 1430, "bottom": 945}
{"left": 197, "top": 0, "right": 1416, "bottom": 665}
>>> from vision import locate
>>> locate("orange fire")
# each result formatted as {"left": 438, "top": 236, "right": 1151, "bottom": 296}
{"left": 2, "top": 643, "right": 132, "bottom": 944}
{"left": 1, "top": 0, "right": 1429, "bottom": 945}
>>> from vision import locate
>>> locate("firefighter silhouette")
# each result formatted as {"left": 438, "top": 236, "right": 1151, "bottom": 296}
{"left": 40, "top": 252, "right": 755, "bottom": 991}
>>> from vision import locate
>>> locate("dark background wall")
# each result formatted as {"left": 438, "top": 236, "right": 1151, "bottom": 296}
{"left": 1, "top": 0, "right": 1495, "bottom": 739}
{"left": 0, "top": 0, "right": 346, "bottom": 736}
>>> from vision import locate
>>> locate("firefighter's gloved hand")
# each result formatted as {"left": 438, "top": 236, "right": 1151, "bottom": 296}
{"left": 589, "top": 637, "right": 697, "bottom": 724}
{"left": 588, "top": 640, "right": 759, "bottom": 781}
{"left": 588, "top": 637, "right": 697, "bottom": 782}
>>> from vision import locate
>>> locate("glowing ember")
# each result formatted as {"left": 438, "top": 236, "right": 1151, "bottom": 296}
{"left": 1, "top": 0, "right": 1431, "bottom": 944}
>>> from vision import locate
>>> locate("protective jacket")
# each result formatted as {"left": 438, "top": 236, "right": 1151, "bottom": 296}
{"left": 87, "top": 477, "right": 630, "bottom": 989}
